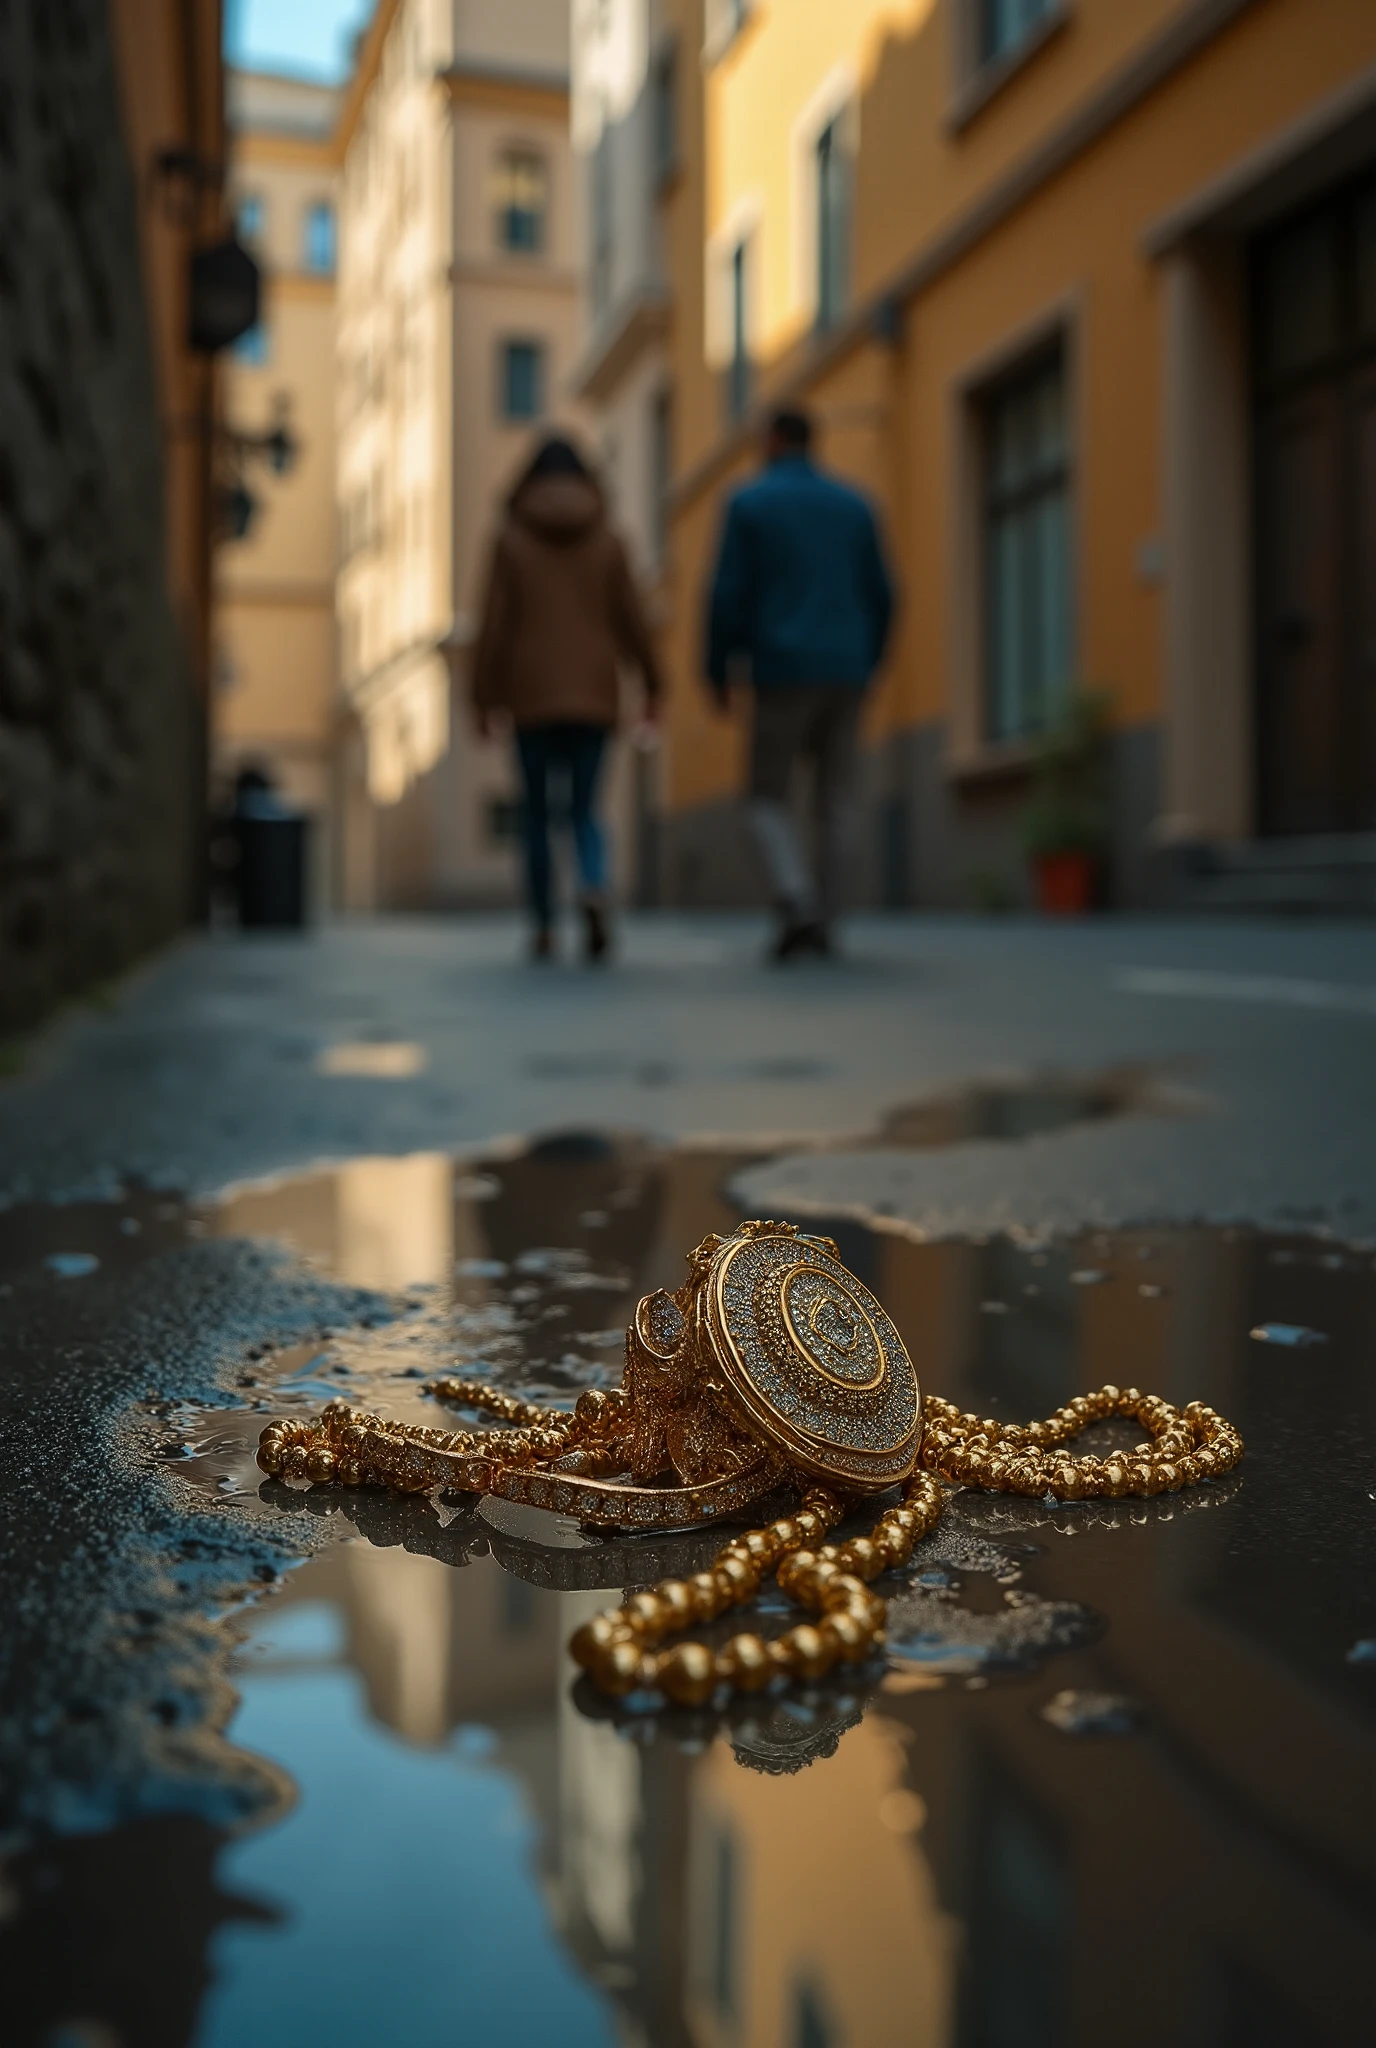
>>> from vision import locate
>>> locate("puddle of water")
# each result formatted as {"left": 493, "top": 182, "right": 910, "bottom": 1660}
{"left": 3, "top": 1142, "right": 1374, "bottom": 2046}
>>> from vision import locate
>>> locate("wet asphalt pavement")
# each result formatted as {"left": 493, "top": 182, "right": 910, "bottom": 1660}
{"left": 1, "top": 914, "right": 1374, "bottom": 2046}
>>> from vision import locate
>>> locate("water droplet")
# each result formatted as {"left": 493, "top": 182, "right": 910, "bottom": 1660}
{"left": 1041, "top": 1688, "right": 1142, "bottom": 1736}
{"left": 1070, "top": 1268, "right": 1108, "bottom": 1285}
{"left": 1345, "top": 1639, "right": 1376, "bottom": 1666}
{"left": 980, "top": 1300, "right": 1010, "bottom": 1315}
{"left": 44, "top": 1252, "right": 99, "bottom": 1279}
{"left": 1138, "top": 1283, "right": 1165, "bottom": 1298}
{"left": 1250, "top": 1322, "right": 1328, "bottom": 1347}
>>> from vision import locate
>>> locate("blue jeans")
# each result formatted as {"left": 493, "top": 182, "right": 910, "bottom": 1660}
{"left": 515, "top": 723, "right": 609, "bottom": 929}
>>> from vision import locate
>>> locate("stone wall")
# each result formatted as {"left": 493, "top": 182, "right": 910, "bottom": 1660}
{"left": 0, "top": 0, "right": 195, "bottom": 1034}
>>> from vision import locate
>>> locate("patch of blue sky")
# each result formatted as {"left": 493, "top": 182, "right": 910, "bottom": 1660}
{"left": 224, "top": 0, "right": 377, "bottom": 85}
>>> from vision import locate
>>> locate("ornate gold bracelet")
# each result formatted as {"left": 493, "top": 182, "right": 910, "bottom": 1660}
{"left": 258, "top": 1220, "right": 1243, "bottom": 1707}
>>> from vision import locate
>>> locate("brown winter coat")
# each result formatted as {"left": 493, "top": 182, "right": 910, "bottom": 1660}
{"left": 470, "top": 474, "right": 663, "bottom": 728}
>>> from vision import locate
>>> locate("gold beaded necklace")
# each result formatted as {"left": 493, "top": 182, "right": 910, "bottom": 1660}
{"left": 258, "top": 1221, "right": 1243, "bottom": 1708}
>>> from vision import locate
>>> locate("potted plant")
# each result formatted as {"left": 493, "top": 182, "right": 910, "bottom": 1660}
{"left": 1021, "top": 692, "right": 1110, "bottom": 915}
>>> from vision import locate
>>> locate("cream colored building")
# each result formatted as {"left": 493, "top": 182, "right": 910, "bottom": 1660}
{"left": 334, "top": 0, "right": 586, "bottom": 912}
{"left": 215, "top": 70, "right": 340, "bottom": 895}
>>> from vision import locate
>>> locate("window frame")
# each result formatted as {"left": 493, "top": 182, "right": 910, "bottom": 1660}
{"left": 814, "top": 110, "right": 854, "bottom": 334}
{"left": 725, "top": 237, "right": 752, "bottom": 424}
{"left": 978, "top": 341, "right": 1074, "bottom": 746}
{"left": 493, "top": 146, "right": 549, "bottom": 258}
{"left": 236, "top": 192, "right": 267, "bottom": 250}
{"left": 946, "top": 0, "right": 1069, "bottom": 136}
{"left": 946, "top": 301, "right": 1081, "bottom": 776}
{"left": 302, "top": 198, "right": 336, "bottom": 277}
{"left": 498, "top": 336, "right": 547, "bottom": 423}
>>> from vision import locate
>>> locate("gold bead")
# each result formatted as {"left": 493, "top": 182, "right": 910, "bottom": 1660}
{"left": 818, "top": 1610, "right": 870, "bottom": 1662}
{"left": 256, "top": 1442, "right": 284, "bottom": 1475}
{"left": 719, "top": 1633, "right": 772, "bottom": 1691}
{"left": 713, "top": 1555, "right": 760, "bottom": 1601}
{"left": 768, "top": 1518, "right": 802, "bottom": 1552}
{"left": 870, "top": 1526, "right": 911, "bottom": 1569}
{"left": 1100, "top": 1458, "right": 1128, "bottom": 1498}
{"left": 575, "top": 1389, "right": 610, "bottom": 1426}
{"left": 625, "top": 1591, "right": 670, "bottom": 1640}
{"left": 306, "top": 1447, "right": 336, "bottom": 1484}
{"left": 775, "top": 1549, "right": 817, "bottom": 1597}
{"left": 793, "top": 1509, "right": 826, "bottom": 1542}
{"left": 594, "top": 1639, "right": 648, "bottom": 1696}
{"left": 781, "top": 1624, "right": 834, "bottom": 1682}
{"left": 687, "top": 1571, "right": 726, "bottom": 1622}
{"left": 281, "top": 1445, "right": 309, "bottom": 1480}
{"left": 821, "top": 1572, "right": 868, "bottom": 1610}
{"left": 569, "top": 1613, "right": 629, "bottom": 1671}
{"left": 835, "top": 1538, "right": 882, "bottom": 1582}
{"left": 653, "top": 1580, "right": 694, "bottom": 1628}
{"left": 656, "top": 1640, "right": 718, "bottom": 1707}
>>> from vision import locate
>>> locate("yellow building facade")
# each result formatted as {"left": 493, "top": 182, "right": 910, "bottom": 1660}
{"left": 333, "top": 0, "right": 586, "bottom": 912}
{"left": 215, "top": 71, "right": 340, "bottom": 899}
{"left": 650, "top": 0, "right": 1376, "bottom": 910}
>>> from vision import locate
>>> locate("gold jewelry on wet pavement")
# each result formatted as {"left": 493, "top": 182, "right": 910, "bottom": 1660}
{"left": 257, "top": 1221, "right": 1243, "bottom": 1706}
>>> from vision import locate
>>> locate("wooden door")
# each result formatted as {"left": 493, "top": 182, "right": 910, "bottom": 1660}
{"left": 1252, "top": 176, "right": 1376, "bottom": 835}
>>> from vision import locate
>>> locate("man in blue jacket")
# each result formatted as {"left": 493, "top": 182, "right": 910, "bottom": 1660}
{"left": 706, "top": 407, "right": 895, "bottom": 960}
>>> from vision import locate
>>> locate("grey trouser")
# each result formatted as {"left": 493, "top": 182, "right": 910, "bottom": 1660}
{"left": 747, "top": 685, "right": 864, "bottom": 918}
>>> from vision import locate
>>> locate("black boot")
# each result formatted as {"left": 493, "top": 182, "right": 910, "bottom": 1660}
{"left": 770, "top": 915, "right": 831, "bottom": 963}
{"left": 582, "top": 899, "right": 611, "bottom": 964}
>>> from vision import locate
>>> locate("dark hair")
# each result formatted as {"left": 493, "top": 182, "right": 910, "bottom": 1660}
{"left": 768, "top": 407, "right": 812, "bottom": 452}
{"left": 512, "top": 435, "right": 593, "bottom": 499}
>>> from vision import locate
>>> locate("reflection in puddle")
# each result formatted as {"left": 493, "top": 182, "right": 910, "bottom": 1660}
{"left": 5, "top": 1137, "right": 1374, "bottom": 2047}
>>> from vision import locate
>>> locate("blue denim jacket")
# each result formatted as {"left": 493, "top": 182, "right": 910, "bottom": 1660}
{"left": 705, "top": 455, "right": 895, "bottom": 690}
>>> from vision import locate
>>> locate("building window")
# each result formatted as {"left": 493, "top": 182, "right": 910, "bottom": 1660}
{"left": 302, "top": 200, "right": 336, "bottom": 275}
{"left": 494, "top": 149, "right": 547, "bottom": 255}
{"left": 726, "top": 239, "right": 751, "bottom": 422}
{"left": 234, "top": 319, "right": 270, "bottom": 367}
{"left": 981, "top": 346, "right": 1072, "bottom": 742}
{"left": 815, "top": 113, "right": 852, "bottom": 332}
{"left": 652, "top": 40, "right": 679, "bottom": 186}
{"left": 237, "top": 192, "right": 266, "bottom": 247}
{"left": 979, "top": 0, "right": 1056, "bottom": 65}
{"left": 650, "top": 386, "right": 673, "bottom": 567}
{"left": 500, "top": 339, "right": 545, "bottom": 421}
{"left": 590, "top": 133, "right": 613, "bottom": 317}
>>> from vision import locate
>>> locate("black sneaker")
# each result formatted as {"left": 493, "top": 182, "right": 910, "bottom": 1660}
{"left": 770, "top": 917, "right": 831, "bottom": 963}
{"left": 582, "top": 900, "right": 611, "bottom": 964}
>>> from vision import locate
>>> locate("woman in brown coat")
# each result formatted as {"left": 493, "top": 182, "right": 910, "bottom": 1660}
{"left": 472, "top": 437, "right": 663, "bottom": 961}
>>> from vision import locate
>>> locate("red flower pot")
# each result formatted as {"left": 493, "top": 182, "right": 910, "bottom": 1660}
{"left": 1033, "top": 849, "right": 1097, "bottom": 915}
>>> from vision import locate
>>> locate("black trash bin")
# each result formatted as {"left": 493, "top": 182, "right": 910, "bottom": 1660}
{"left": 233, "top": 779, "right": 310, "bottom": 929}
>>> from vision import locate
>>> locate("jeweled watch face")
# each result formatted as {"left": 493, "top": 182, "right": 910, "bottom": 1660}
{"left": 709, "top": 1232, "right": 921, "bottom": 1489}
